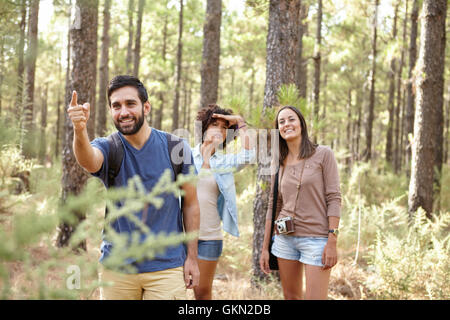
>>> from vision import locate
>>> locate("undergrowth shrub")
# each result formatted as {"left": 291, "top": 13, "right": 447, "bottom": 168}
{"left": 366, "top": 209, "right": 450, "bottom": 299}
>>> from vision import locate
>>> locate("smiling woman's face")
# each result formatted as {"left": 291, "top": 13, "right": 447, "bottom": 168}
{"left": 277, "top": 108, "right": 302, "bottom": 141}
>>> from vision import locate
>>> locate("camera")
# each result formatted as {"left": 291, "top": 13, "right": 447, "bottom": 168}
{"left": 275, "top": 216, "right": 295, "bottom": 235}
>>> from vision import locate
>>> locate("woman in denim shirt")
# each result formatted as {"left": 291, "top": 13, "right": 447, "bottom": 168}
{"left": 192, "top": 104, "right": 255, "bottom": 300}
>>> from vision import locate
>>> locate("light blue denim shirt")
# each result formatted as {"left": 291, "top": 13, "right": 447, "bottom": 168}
{"left": 192, "top": 144, "right": 256, "bottom": 237}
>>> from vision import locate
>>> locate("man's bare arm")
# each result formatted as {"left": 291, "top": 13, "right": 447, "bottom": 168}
{"left": 68, "top": 91, "right": 104, "bottom": 173}
{"left": 181, "top": 181, "right": 200, "bottom": 289}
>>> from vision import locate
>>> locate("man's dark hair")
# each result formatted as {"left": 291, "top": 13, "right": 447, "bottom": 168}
{"left": 107, "top": 75, "right": 149, "bottom": 106}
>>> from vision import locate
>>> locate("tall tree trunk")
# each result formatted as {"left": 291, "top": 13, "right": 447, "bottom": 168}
{"left": 253, "top": 0, "right": 300, "bottom": 282}
{"left": 58, "top": 0, "right": 98, "bottom": 249}
{"left": 346, "top": 89, "right": 352, "bottom": 170}
{"left": 0, "top": 42, "right": 4, "bottom": 117}
{"left": 405, "top": 0, "right": 419, "bottom": 177}
{"left": 394, "top": 0, "right": 408, "bottom": 173}
{"left": 15, "top": 0, "right": 27, "bottom": 122}
{"left": 295, "top": 3, "right": 309, "bottom": 100}
{"left": 249, "top": 65, "right": 255, "bottom": 110}
{"left": 312, "top": 0, "right": 322, "bottom": 139}
{"left": 39, "top": 85, "right": 48, "bottom": 163}
{"left": 364, "top": 0, "right": 379, "bottom": 161}
{"left": 444, "top": 82, "right": 450, "bottom": 164}
{"left": 126, "top": 0, "right": 134, "bottom": 75}
{"left": 154, "top": 5, "right": 169, "bottom": 131}
{"left": 171, "top": 0, "right": 184, "bottom": 132}
{"left": 97, "top": 0, "right": 111, "bottom": 137}
{"left": 432, "top": 1, "right": 447, "bottom": 212}
{"left": 385, "top": 3, "right": 398, "bottom": 165}
{"left": 408, "top": 0, "right": 447, "bottom": 218}
{"left": 22, "top": 0, "right": 40, "bottom": 158}
{"left": 354, "top": 90, "right": 362, "bottom": 162}
{"left": 56, "top": 81, "right": 62, "bottom": 158}
{"left": 187, "top": 81, "right": 192, "bottom": 133}
{"left": 133, "top": 0, "right": 144, "bottom": 78}
{"left": 200, "top": 0, "right": 222, "bottom": 108}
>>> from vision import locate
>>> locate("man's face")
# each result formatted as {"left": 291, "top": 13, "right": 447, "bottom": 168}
{"left": 110, "top": 86, "right": 149, "bottom": 135}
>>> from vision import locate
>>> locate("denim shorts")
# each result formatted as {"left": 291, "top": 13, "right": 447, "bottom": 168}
{"left": 197, "top": 240, "right": 223, "bottom": 261}
{"left": 271, "top": 234, "right": 328, "bottom": 267}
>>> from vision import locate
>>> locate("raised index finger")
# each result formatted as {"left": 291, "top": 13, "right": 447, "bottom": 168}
{"left": 69, "top": 91, "right": 78, "bottom": 107}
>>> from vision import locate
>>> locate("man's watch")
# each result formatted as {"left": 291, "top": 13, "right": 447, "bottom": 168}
{"left": 328, "top": 229, "right": 339, "bottom": 237}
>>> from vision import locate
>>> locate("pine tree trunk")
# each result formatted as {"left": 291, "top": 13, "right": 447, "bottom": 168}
{"left": 97, "top": 0, "right": 111, "bottom": 137}
{"left": 295, "top": 3, "right": 309, "bottom": 99}
{"left": 58, "top": 0, "right": 98, "bottom": 249}
{"left": 405, "top": 0, "right": 419, "bottom": 176}
{"left": 354, "top": 90, "right": 362, "bottom": 161}
{"left": 364, "top": 0, "right": 378, "bottom": 161}
{"left": 39, "top": 85, "right": 48, "bottom": 163}
{"left": 133, "top": 0, "right": 144, "bottom": 78}
{"left": 346, "top": 89, "right": 352, "bottom": 170}
{"left": 444, "top": 82, "right": 450, "bottom": 164}
{"left": 408, "top": 0, "right": 447, "bottom": 218}
{"left": 312, "top": 0, "right": 322, "bottom": 137}
{"left": 22, "top": 0, "right": 40, "bottom": 158}
{"left": 385, "top": 3, "right": 398, "bottom": 165}
{"left": 394, "top": 0, "right": 408, "bottom": 173}
{"left": 154, "top": 6, "right": 169, "bottom": 131}
{"left": 0, "top": 42, "right": 4, "bottom": 116}
{"left": 15, "top": 0, "right": 27, "bottom": 122}
{"left": 200, "top": 0, "right": 222, "bottom": 108}
{"left": 172, "top": 0, "right": 184, "bottom": 132}
{"left": 253, "top": 0, "right": 300, "bottom": 282}
{"left": 126, "top": 0, "right": 134, "bottom": 75}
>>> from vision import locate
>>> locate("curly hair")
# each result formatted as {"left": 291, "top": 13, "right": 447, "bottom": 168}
{"left": 196, "top": 104, "right": 238, "bottom": 149}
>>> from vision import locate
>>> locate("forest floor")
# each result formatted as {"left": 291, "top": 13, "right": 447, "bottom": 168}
{"left": 5, "top": 223, "right": 371, "bottom": 300}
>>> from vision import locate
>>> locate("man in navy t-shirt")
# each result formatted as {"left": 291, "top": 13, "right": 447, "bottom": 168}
{"left": 67, "top": 75, "right": 200, "bottom": 299}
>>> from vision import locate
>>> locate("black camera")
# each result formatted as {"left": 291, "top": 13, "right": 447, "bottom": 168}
{"left": 275, "top": 216, "right": 295, "bottom": 235}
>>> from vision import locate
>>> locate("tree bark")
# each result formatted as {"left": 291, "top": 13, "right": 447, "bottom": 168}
{"left": 15, "top": 0, "right": 27, "bottom": 122}
{"left": 200, "top": 0, "right": 222, "bottom": 108}
{"left": 126, "top": 0, "right": 134, "bottom": 75}
{"left": 154, "top": 4, "right": 169, "bottom": 131}
{"left": 39, "top": 85, "right": 48, "bottom": 163}
{"left": 444, "top": 82, "right": 450, "bottom": 164}
{"left": 171, "top": 0, "right": 184, "bottom": 132}
{"left": 253, "top": 0, "right": 300, "bottom": 282}
{"left": 295, "top": 3, "right": 309, "bottom": 100}
{"left": 405, "top": 0, "right": 419, "bottom": 176}
{"left": 394, "top": 0, "right": 408, "bottom": 173}
{"left": 58, "top": 0, "right": 98, "bottom": 249}
{"left": 312, "top": 0, "right": 322, "bottom": 135}
{"left": 364, "top": 0, "right": 379, "bottom": 161}
{"left": 133, "top": 0, "right": 144, "bottom": 78}
{"left": 97, "top": 0, "right": 111, "bottom": 137}
{"left": 22, "top": 0, "right": 40, "bottom": 158}
{"left": 408, "top": 0, "right": 447, "bottom": 218}
{"left": 385, "top": 3, "right": 398, "bottom": 165}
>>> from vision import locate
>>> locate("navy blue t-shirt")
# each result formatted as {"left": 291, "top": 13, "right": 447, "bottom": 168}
{"left": 91, "top": 129, "right": 194, "bottom": 273}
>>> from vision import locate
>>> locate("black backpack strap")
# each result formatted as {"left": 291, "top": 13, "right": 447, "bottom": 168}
{"left": 106, "top": 132, "right": 124, "bottom": 188}
{"left": 270, "top": 170, "right": 280, "bottom": 237}
{"left": 165, "top": 132, "right": 185, "bottom": 181}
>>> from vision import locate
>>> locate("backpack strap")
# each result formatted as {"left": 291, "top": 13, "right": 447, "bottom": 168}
{"left": 165, "top": 132, "right": 185, "bottom": 181}
{"left": 106, "top": 132, "right": 124, "bottom": 188}
{"left": 270, "top": 170, "right": 280, "bottom": 237}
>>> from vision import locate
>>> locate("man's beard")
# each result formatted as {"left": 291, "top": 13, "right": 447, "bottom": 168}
{"left": 114, "top": 108, "right": 145, "bottom": 135}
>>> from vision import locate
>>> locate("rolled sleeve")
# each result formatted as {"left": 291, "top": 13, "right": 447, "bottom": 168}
{"left": 322, "top": 147, "right": 341, "bottom": 218}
